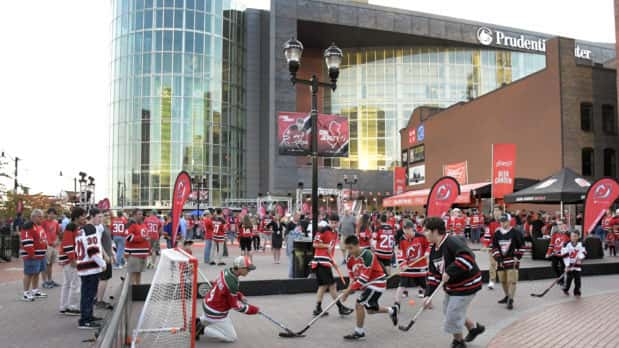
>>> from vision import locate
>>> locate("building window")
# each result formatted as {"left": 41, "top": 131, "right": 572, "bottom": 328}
{"left": 603, "top": 148, "right": 616, "bottom": 177}
{"left": 602, "top": 104, "right": 617, "bottom": 135}
{"left": 580, "top": 102, "right": 593, "bottom": 132}
{"left": 581, "top": 148, "right": 594, "bottom": 176}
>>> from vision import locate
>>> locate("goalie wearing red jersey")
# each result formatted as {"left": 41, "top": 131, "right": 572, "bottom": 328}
{"left": 194, "top": 256, "right": 259, "bottom": 343}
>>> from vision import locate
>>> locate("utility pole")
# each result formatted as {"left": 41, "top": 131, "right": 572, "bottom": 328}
{"left": 13, "top": 157, "right": 19, "bottom": 195}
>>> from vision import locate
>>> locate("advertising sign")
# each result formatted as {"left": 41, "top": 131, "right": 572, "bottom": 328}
{"left": 171, "top": 171, "right": 192, "bottom": 246}
{"left": 408, "top": 165, "right": 426, "bottom": 186}
{"left": 492, "top": 144, "right": 516, "bottom": 199}
{"left": 426, "top": 177, "right": 461, "bottom": 218}
{"left": 410, "top": 145, "right": 425, "bottom": 164}
{"left": 393, "top": 167, "right": 407, "bottom": 195}
{"left": 443, "top": 161, "right": 468, "bottom": 185}
{"left": 583, "top": 178, "right": 619, "bottom": 236}
{"left": 277, "top": 112, "right": 349, "bottom": 157}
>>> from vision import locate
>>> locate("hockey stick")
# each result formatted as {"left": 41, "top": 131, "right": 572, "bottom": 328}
{"left": 398, "top": 280, "right": 444, "bottom": 332}
{"left": 279, "top": 292, "right": 346, "bottom": 338}
{"left": 259, "top": 311, "right": 301, "bottom": 337}
{"left": 530, "top": 273, "right": 565, "bottom": 298}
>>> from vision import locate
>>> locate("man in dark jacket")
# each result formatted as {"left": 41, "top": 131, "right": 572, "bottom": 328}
{"left": 491, "top": 214, "right": 524, "bottom": 310}
{"left": 423, "top": 217, "right": 485, "bottom": 348}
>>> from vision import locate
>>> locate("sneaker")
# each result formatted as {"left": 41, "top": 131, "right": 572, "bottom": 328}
{"left": 464, "top": 323, "right": 485, "bottom": 342}
{"left": 343, "top": 331, "right": 366, "bottom": 340}
{"left": 42, "top": 282, "right": 53, "bottom": 289}
{"left": 51, "top": 281, "right": 61, "bottom": 287}
{"left": 217, "top": 262, "right": 226, "bottom": 266}
{"left": 194, "top": 318, "right": 204, "bottom": 341}
{"left": 574, "top": 291, "right": 581, "bottom": 297}
{"left": 209, "top": 261, "right": 216, "bottom": 266}
{"left": 338, "top": 303, "right": 354, "bottom": 316}
{"left": 417, "top": 289, "right": 425, "bottom": 298}
{"left": 21, "top": 292, "right": 34, "bottom": 302}
{"left": 92, "top": 316, "right": 104, "bottom": 321}
{"left": 389, "top": 306, "right": 398, "bottom": 326}
{"left": 313, "top": 306, "right": 328, "bottom": 317}
{"left": 32, "top": 290, "right": 47, "bottom": 298}
{"left": 78, "top": 321, "right": 101, "bottom": 330}
{"left": 451, "top": 339, "right": 467, "bottom": 348}
{"left": 113, "top": 265, "right": 122, "bottom": 270}
{"left": 488, "top": 281, "right": 495, "bottom": 290}
{"left": 563, "top": 288, "right": 570, "bottom": 296}
{"left": 61, "top": 309, "right": 81, "bottom": 316}
{"left": 507, "top": 299, "right": 514, "bottom": 310}
{"left": 394, "top": 302, "right": 401, "bottom": 313}
{"left": 497, "top": 296, "right": 508, "bottom": 304}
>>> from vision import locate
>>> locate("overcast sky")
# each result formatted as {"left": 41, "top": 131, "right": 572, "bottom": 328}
{"left": 0, "top": 0, "right": 614, "bottom": 199}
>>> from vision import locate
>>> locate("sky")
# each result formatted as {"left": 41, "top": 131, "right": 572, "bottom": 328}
{"left": 0, "top": 0, "right": 615, "bottom": 199}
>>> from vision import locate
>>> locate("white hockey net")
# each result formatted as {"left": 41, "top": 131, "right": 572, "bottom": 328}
{"left": 132, "top": 248, "right": 198, "bottom": 348}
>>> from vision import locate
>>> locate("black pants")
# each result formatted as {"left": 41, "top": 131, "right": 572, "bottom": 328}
{"left": 79, "top": 273, "right": 100, "bottom": 325}
{"left": 252, "top": 235, "right": 260, "bottom": 250}
{"left": 564, "top": 270, "right": 581, "bottom": 295}
{"left": 550, "top": 256, "right": 565, "bottom": 279}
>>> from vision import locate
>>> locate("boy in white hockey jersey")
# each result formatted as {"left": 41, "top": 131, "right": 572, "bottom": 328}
{"left": 561, "top": 231, "right": 586, "bottom": 297}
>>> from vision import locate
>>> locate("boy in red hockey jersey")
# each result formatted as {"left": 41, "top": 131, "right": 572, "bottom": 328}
{"left": 372, "top": 214, "right": 395, "bottom": 275}
{"left": 341, "top": 235, "right": 398, "bottom": 340}
{"left": 606, "top": 227, "right": 616, "bottom": 256}
{"left": 125, "top": 209, "right": 150, "bottom": 285}
{"left": 562, "top": 231, "right": 586, "bottom": 296}
{"left": 395, "top": 219, "right": 429, "bottom": 309}
{"left": 195, "top": 256, "right": 260, "bottom": 342}
{"left": 546, "top": 220, "right": 570, "bottom": 283}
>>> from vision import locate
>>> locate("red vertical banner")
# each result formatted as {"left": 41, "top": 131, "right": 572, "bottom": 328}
{"left": 172, "top": 171, "right": 192, "bottom": 246}
{"left": 393, "top": 167, "right": 407, "bottom": 195}
{"left": 583, "top": 178, "right": 619, "bottom": 237}
{"left": 426, "top": 176, "right": 461, "bottom": 218}
{"left": 492, "top": 144, "right": 516, "bottom": 199}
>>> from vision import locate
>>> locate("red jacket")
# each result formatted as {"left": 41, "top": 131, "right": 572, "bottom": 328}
{"left": 58, "top": 226, "right": 77, "bottom": 266}
{"left": 212, "top": 217, "right": 226, "bottom": 242}
{"left": 203, "top": 218, "right": 214, "bottom": 240}
{"left": 311, "top": 227, "right": 336, "bottom": 268}
{"left": 546, "top": 232, "right": 569, "bottom": 257}
{"left": 20, "top": 222, "right": 47, "bottom": 260}
{"left": 373, "top": 224, "right": 395, "bottom": 260}
{"left": 125, "top": 223, "right": 150, "bottom": 258}
{"left": 397, "top": 232, "right": 429, "bottom": 278}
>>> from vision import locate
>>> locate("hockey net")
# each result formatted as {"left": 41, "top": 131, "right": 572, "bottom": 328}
{"left": 132, "top": 248, "right": 198, "bottom": 348}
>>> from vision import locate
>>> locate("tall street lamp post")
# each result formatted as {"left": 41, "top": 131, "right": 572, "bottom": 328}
{"left": 283, "top": 39, "right": 343, "bottom": 238}
{"left": 343, "top": 174, "right": 358, "bottom": 201}
{"left": 192, "top": 175, "right": 207, "bottom": 215}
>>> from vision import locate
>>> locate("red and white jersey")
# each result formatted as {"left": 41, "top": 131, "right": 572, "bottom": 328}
{"left": 311, "top": 228, "right": 336, "bottom": 268}
{"left": 470, "top": 214, "right": 484, "bottom": 229}
{"left": 75, "top": 225, "right": 106, "bottom": 276}
{"left": 144, "top": 216, "right": 162, "bottom": 241}
{"left": 58, "top": 227, "right": 77, "bottom": 266}
{"left": 347, "top": 249, "right": 387, "bottom": 292}
{"left": 203, "top": 268, "right": 258, "bottom": 321}
{"left": 239, "top": 225, "right": 253, "bottom": 238}
{"left": 546, "top": 232, "right": 569, "bottom": 257}
{"left": 42, "top": 219, "right": 60, "bottom": 246}
{"left": 357, "top": 227, "right": 372, "bottom": 249}
{"left": 562, "top": 242, "right": 586, "bottom": 271}
{"left": 20, "top": 223, "right": 47, "bottom": 260}
{"left": 373, "top": 224, "right": 395, "bottom": 260}
{"left": 601, "top": 216, "right": 612, "bottom": 232}
{"left": 451, "top": 216, "right": 466, "bottom": 236}
{"left": 125, "top": 223, "right": 150, "bottom": 258}
{"left": 397, "top": 233, "right": 429, "bottom": 278}
{"left": 260, "top": 217, "right": 273, "bottom": 234}
{"left": 612, "top": 216, "right": 619, "bottom": 234}
{"left": 110, "top": 217, "right": 128, "bottom": 237}
{"left": 212, "top": 217, "right": 226, "bottom": 242}
{"left": 203, "top": 218, "right": 214, "bottom": 240}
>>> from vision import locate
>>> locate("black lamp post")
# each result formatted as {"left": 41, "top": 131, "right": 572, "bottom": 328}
{"left": 343, "top": 174, "right": 358, "bottom": 201}
{"left": 283, "top": 38, "right": 343, "bottom": 238}
{"left": 192, "top": 175, "right": 207, "bottom": 215}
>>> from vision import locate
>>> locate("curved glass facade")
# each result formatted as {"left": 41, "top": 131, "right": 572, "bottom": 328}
{"left": 110, "top": 0, "right": 246, "bottom": 208}
{"left": 328, "top": 47, "right": 545, "bottom": 170}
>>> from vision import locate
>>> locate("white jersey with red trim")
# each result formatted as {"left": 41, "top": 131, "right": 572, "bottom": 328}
{"left": 75, "top": 225, "right": 106, "bottom": 276}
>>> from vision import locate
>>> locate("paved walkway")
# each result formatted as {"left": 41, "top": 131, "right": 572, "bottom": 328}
{"left": 489, "top": 292, "right": 619, "bottom": 348}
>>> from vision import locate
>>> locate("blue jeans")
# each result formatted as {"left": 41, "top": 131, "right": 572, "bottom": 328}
{"left": 113, "top": 236, "right": 126, "bottom": 267}
{"left": 166, "top": 238, "right": 173, "bottom": 249}
{"left": 288, "top": 253, "right": 294, "bottom": 278}
{"left": 471, "top": 228, "right": 482, "bottom": 243}
{"left": 79, "top": 273, "right": 100, "bottom": 325}
{"left": 204, "top": 239, "right": 213, "bottom": 263}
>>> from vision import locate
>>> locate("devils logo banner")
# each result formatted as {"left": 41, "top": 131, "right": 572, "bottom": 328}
{"left": 426, "top": 176, "right": 461, "bottom": 218}
{"left": 277, "top": 112, "right": 349, "bottom": 157}
{"left": 583, "top": 177, "right": 619, "bottom": 236}
{"left": 492, "top": 144, "right": 516, "bottom": 199}
{"left": 393, "top": 167, "right": 407, "bottom": 195}
{"left": 172, "top": 171, "right": 192, "bottom": 245}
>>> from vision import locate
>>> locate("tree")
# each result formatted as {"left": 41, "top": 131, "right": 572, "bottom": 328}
{"left": 0, "top": 192, "right": 64, "bottom": 220}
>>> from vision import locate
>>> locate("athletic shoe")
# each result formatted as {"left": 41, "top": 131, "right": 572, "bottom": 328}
{"left": 487, "top": 281, "right": 495, "bottom": 290}
{"left": 194, "top": 318, "right": 205, "bottom": 341}
{"left": 563, "top": 288, "right": 570, "bottom": 296}
{"left": 21, "top": 292, "right": 34, "bottom": 302}
{"left": 464, "top": 323, "right": 485, "bottom": 342}
{"left": 78, "top": 321, "right": 101, "bottom": 330}
{"left": 209, "top": 261, "right": 216, "bottom": 266}
{"left": 343, "top": 331, "right": 366, "bottom": 340}
{"left": 389, "top": 305, "right": 398, "bottom": 326}
{"left": 61, "top": 309, "right": 81, "bottom": 316}
{"left": 51, "top": 281, "right": 61, "bottom": 287}
{"left": 313, "top": 306, "right": 328, "bottom": 317}
{"left": 497, "top": 296, "right": 508, "bottom": 304}
{"left": 394, "top": 302, "right": 401, "bottom": 313}
{"left": 217, "top": 262, "right": 226, "bottom": 266}
{"left": 574, "top": 291, "right": 581, "bottom": 297}
{"left": 92, "top": 316, "right": 104, "bottom": 321}
{"left": 42, "top": 282, "right": 53, "bottom": 289}
{"left": 507, "top": 299, "right": 514, "bottom": 310}
{"left": 338, "top": 304, "right": 354, "bottom": 316}
{"left": 417, "top": 289, "right": 425, "bottom": 298}
{"left": 401, "top": 290, "right": 409, "bottom": 298}
{"left": 32, "top": 290, "right": 47, "bottom": 298}
{"left": 451, "top": 339, "right": 467, "bottom": 348}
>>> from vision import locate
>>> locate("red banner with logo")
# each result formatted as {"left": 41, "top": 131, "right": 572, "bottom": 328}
{"left": 393, "top": 167, "right": 407, "bottom": 195}
{"left": 97, "top": 198, "right": 111, "bottom": 211}
{"left": 492, "top": 144, "right": 516, "bottom": 199}
{"left": 172, "top": 171, "right": 192, "bottom": 246}
{"left": 408, "top": 128, "right": 416, "bottom": 145}
{"left": 426, "top": 176, "right": 461, "bottom": 218}
{"left": 277, "top": 112, "right": 349, "bottom": 157}
{"left": 583, "top": 178, "right": 619, "bottom": 236}
{"left": 443, "top": 161, "right": 468, "bottom": 185}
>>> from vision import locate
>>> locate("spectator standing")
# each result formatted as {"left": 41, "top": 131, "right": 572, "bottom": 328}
{"left": 125, "top": 209, "right": 150, "bottom": 285}
{"left": 338, "top": 209, "right": 356, "bottom": 261}
{"left": 41, "top": 208, "right": 61, "bottom": 288}
{"left": 285, "top": 219, "right": 303, "bottom": 278}
{"left": 203, "top": 211, "right": 214, "bottom": 264}
{"left": 179, "top": 214, "right": 188, "bottom": 241}
{"left": 95, "top": 212, "right": 114, "bottom": 310}
{"left": 110, "top": 211, "right": 128, "bottom": 269}
{"left": 58, "top": 209, "right": 82, "bottom": 316}
{"left": 60, "top": 212, "right": 71, "bottom": 232}
{"left": 13, "top": 212, "right": 24, "bottom": 232}
{"left": 239, "top": 215, "right": 253, "bottom": 257}
{"left": 212, "top": 209, "right": 227, "bottom": 266}
{"left": 162, "top": 215, "right": 173, "bottom": 249}
{"left": 144, "top": 210, "right": 162, "bottom": 268}
{"left": 270, "top": 216, "right": 284, "bottom": 264}
{"left": 20, "top": 209, "right": 48, "bottom": 301}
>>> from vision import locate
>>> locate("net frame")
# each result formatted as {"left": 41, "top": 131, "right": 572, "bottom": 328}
{"left": 132, "top": 248, "right": 198, "bottom": 348}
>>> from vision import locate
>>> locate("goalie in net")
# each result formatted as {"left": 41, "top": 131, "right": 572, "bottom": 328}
{"left": 132, "top": 248, "right": 198, "bottom": 348}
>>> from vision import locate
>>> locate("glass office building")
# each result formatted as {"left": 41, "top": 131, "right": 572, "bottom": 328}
{"left": 110, "top": 0, "right": 246, "bottom": 208}
{"left": 328, "top": 47, "right": 546, "bottom": 170}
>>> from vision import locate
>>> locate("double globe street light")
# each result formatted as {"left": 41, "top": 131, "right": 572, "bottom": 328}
{"left": 283, "top": 38, "right": 343, "bottom": 238}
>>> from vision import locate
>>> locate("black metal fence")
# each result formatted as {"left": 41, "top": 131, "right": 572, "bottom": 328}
{"left": 0, "top": 233, "right": 20, "bottom": 261}
{"left": 96, "top": 275, "right": 132, "bottom": 348}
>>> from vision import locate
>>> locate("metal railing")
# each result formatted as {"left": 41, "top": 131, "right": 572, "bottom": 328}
{"left": 96, "top": 275, "right": 132, "bottom": 348}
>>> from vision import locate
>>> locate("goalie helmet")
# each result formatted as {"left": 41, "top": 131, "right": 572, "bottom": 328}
{"left": 233, "top": 256, "right": 256, "bottom": 271}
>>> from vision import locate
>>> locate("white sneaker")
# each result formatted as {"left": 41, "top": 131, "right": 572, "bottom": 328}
{"left": 488, "top": 281, "right": 495, "bottom": 290}
{"left": 21, "top": 292, "right": 34, "bottom": 302}
{"left": 417, "top": 289, "right": 425, "bottom": 298}
{"left": 32, "top": 289, "right": 48, "bottom": 298}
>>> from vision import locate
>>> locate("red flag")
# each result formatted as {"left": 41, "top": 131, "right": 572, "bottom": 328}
{"left": 393, "top": 167, "right": 406, "bottom": 195}
{"left": 492, "top": 144, "right": 516, "bottom": 199}
{"left": 583, "top": 178, "right": 619, "bottom": 237}
{"left": 426, "top": 176, "right": 461, "bottom": 218}
{"left": 172, "top": 171, "right": 192, "bottom": 246}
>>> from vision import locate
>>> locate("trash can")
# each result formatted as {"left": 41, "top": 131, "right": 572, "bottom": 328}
{"left": 11, "top": 234, "right": 20, "bottom": 258}
{"left": 0, "top": 235, "right": 11, "bottom": 261}
{"left": 584, "top": 237, "right": 603, "bottom": 259}
{"left": 532, "top": 238, "right": 550, "bottom": 260}
{"left": 292, "top": 239, "right": 313, "bottom": 278}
